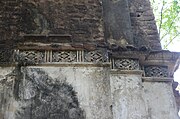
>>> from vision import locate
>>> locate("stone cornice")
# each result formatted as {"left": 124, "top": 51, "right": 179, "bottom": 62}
{"left": 142, "top": 77, "right": 173, "bottom": 82}
{"left": 0, "top": 35, "right": 179, "bottom": 81}
{"left": 22, "top": 63, "right": 111, "bottom": 67}
{"left": 110, "top": 69, "right": 144, "bottom": 75}
{"left": 110, "top": 50, "right": 180, "bottom": 63}
{"left": 110, "top": 50, "right": 180, "bottom": 78}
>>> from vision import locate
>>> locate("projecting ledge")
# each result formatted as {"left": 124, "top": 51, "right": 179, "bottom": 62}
{"left": 110, "top": 69, "right": 144, "bottom": 75}
{"left": 19, "top": 62, "right": 111, "bottom": 68}
{"left": 142, "top": 77, "right": 173, "bottom": 82}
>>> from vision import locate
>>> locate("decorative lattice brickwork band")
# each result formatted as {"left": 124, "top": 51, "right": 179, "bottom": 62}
{"left": 84, "top": 50, "right": 107, "bottom": 63}
{"left": 112, "top": 59, "right": 140, "bottom": 70}
{"left": 16, "top": 50, "right": 107, "bottom": 63}
{"left": 18, "top": 51, "right": 45, "bottom": 63}
{"left": 52, "top": 51, "right": 77, "bottom": 62}
{"left": 144, "top": 66, "right": 168, "bottom": 77}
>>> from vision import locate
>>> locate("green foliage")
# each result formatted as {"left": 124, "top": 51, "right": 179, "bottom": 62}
{"left": 150, "top": 0, "right": 180, "bottom": 49}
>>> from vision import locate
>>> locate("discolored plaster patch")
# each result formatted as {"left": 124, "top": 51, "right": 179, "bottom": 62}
{"left": 0, "top": 67, "right": 85, "bottom": 119}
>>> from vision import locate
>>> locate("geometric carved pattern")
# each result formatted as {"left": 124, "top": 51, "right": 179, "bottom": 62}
{"left": 19, "top": 51, "right": 45, "bottom": 63}
{"left": 84, "top": 50, "right": 107, "bottom": 62}
{"left": 52, "top": 51, "right": 77, "bottom": 62}
{"left": 144, "top": 66, "right": 168, "bottom": 77}
{"left": 114, "top": 59, "right": 139, "bottom": 70}
{"left": 16, "top": 50, "right": 106, "bottom": 64}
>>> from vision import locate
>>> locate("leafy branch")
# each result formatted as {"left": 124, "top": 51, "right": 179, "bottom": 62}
{"left": 164, "top": 32, "right": 180, "bottom": 48}
{"left": 150, "top": 0, "right": 180, "bottom": 49}
{"left": 158, "top": 0, "right": 165, "bottom": 37}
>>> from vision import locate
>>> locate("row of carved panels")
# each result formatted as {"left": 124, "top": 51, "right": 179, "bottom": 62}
{"left": 17, "top": 50, "right": 108, "bottom": 63}
{"left": 0, "top": 49, "right": 169, "bottom": 78}
{"left": 112, "top": 59, "right": 168, "bottom": 77}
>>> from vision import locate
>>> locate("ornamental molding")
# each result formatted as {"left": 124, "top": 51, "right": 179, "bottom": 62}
{"left": 144, "top": 66, "right": 169, "bottom": 77}
{"left": 111, "top": 58, "right": 140, "bottom": 70}
{"left": 0, "top": 48, "right": 179, "bottom": 79}
{"left": 16, "top": 50, "right": 108, "bottom": 64}
{"left": 0, "top": 35, "right": 179, "bottom": 79}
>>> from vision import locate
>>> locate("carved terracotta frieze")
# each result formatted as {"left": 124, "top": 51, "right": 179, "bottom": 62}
{"left": 144, "top": 66, "right": 168, "bottom": 77}
{"left": 52, "top": 51, "right": 77, "bottom": 62}
{"left": 18, "top": 50, "right": 45, "bottom": 63}
{"left": 84, "top": 50, "right": 108, "bottom": 63}
{"left": 16, "top": 50, "right": 107, "bottom": 63}
{"left": 112, "top": 58, "right": 140, "bottom": 70}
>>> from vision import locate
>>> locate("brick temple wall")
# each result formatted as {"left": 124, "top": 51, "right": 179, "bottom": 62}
{"left": 0, "top": 0, "right": 161, "bottom": 50}
{"left": 0, "top": 0, "right": 104, "bottom": 63}
{"left": 0, "top": 0, "right": 104, "bottom": 44}
{"left": 128, "top": 0, "right": 161, "bottom": 50}
{"left": 0, "top": 0, "right": 162, "bottom": 60}
{"left": 0, "top": 0, "right": 22, "bottom": 62}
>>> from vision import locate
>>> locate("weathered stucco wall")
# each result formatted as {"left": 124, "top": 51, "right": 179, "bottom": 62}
{"left": 0, "top": 65, "right": 112, "bottom": 119}
{"left": 110, "top": 71, "right": 148, "bottom": 119}
{"left": 36, "top": 66, "right": 112, "bottom": 119}
{"left": 110, "top": 70, "right": 179, "bottom": 119}
{"left": 0, "top": 60, "right": 179, "bottom": 119}
{"left": 0, "top": 67, "right": 16, "bottom": 119}
{"left": 143, "top": 82, "right": 179, "bottom": 119}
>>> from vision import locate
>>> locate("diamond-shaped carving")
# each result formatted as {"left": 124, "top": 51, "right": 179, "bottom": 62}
{"left": 114, "top": 59, "right": 139, "bottom": 70}
{"left": 19, "top": 51, "right": 45, "bottom": 63}
{"left": 52, "top": 51, "right": 77, "bottom": 62}
{"left": 144, "top": 66, "right": 168, "bottom": 77}
{"left": 85, "top": 50, "right": 106, "bottom": 62}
